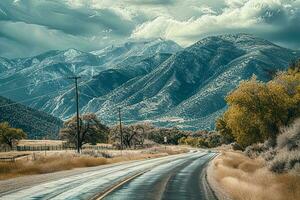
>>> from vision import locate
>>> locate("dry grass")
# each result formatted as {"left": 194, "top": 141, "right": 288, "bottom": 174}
{"left": 18, "top": 140, "right": 65, "bottom": 146}
{"left": 0, "top": 145, "right": 188, "bottom": 180}
{"left": 210, "top": 151, "right": 300, "bottom": 200}
{"left": 0, "top": 153, "right": 164, "bottom": 180}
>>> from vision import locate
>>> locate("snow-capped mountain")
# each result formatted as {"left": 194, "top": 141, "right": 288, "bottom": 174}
{"left": 0, "top": 39, "right": 182, "bottom": 118}
{"left": 0, "top": 34, "right": 299, "bottom": 130}
{"left": 41, "top": 53, "right": 173, "bottom": 119}
{"left": 91, "top": 38, "right": 182, "bottom": 68}
{"left": 82, "top": 34, "right": 300, "bottom": 129}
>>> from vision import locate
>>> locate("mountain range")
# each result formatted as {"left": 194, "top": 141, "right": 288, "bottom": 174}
{"left": 0, "top": 34, "right": 299, "bottom": 131}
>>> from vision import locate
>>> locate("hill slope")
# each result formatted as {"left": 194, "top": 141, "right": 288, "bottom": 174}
{"left": 0, "top": 96, "right": 63, "bottom": 139}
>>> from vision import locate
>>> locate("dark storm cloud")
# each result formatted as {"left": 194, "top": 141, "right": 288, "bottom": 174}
{"left": 0, "top": 0, "right": 299, "bottom": 58}
{"left": 0, "top": 0, "right": 135, "bottom": 58}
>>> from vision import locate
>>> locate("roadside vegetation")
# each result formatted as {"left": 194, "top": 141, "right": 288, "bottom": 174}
{"left": 210, "top": 61, "right": 300, "bottom": 200}
{"left": 209, "top": 151, "right": 300, "bottom": 200}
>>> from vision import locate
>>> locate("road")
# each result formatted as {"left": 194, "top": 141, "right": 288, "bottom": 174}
{"left": 0, "top": 151, "right": 217, "bottom": 200}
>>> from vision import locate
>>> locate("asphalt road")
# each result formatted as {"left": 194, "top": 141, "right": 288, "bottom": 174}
{"left": 0, "top": 151, "right": 217, "bottom": 200}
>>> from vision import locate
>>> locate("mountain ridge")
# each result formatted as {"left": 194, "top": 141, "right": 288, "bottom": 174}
{"left": 0, "top": 34, "right": 299, "bottom": 130}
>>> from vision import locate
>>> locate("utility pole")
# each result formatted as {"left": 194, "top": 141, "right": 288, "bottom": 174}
{"left": 118, "top": 107, "right": 123, "bottom": 153}
{"left": 68, "top": 76, "right": 81, "bottom": 153}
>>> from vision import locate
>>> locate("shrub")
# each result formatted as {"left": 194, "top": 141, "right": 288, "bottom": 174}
{"left": 261, "top": 149, "right": 277, "bottom": 161}
{"left": 277, "top": 118, "right": 300, "bottom": 151}
{"left": 267, "top": 119, "right": 300, "bottom": 173}
{"left": 269, "top": 150, "right": 300, "bottom": 173}
{"left": 231, "top": 142, "right": 243, "bottom": 151}
{"left": 245, "top": 143, "right": 266, "bottom": 158}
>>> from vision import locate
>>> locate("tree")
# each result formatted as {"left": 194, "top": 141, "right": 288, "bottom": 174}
{"left": 217, "top": 66, "right": 300, "bottom": 148}
{"left": 60, "top": 113, "right": 109, "bottom": 150}
{"left": 216, "top": 117, "right": 234, "bottom": 144}
{"left": 110, "top": 123, "right": 148, "bottom": 149}
{"left": 0, "top": 122, "right": 26, "bottom": 148}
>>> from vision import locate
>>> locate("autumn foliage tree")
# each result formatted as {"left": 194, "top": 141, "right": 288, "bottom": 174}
{"left": 0, "top": 122, "right": 26, "bottom": 148}
{"left": 217, "top": 62, "right": 300, "bottom": 148}
{"left": 60, "top": 113, "right": 109, "bottom": 150}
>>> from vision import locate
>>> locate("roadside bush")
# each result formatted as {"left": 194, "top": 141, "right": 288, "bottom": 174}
{"left": 231, "top": 142, "right": 243, "bottom": 151}
{"left": 206, "top": 132, "right": 225, "bottom": 148}
{"left": 261, "top": 148, "right": 277, "bottom": 161}
{"left": 245, "top": 143, "right": 266, "bottom": 158}
{"left": 269, "top": 149, "right": 300, "bottom": 173}
{"left": 244, "top": 139, "right": 273, "bottom": 158}
{"left": 242, "top": 118, "right": 300, "bottom": 173}
{"left": 277, "top": 118, "right": 300, "bottom": 151}
{"left": 268, "top": 119, "right": 300, "bottom": 173}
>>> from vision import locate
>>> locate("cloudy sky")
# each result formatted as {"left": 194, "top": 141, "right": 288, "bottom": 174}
{"left": 0, "top": 0, "right": 299, "bottom": 58}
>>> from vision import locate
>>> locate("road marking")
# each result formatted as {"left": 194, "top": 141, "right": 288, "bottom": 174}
{"left": 92, "top": 170, "right": 149, "bottom": 200}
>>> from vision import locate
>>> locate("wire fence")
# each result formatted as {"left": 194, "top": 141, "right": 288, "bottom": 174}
{"left": 0, "top": 144, "right": 115, "bottom": 152}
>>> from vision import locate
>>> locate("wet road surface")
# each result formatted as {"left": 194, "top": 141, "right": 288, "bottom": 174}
{"left": 0, "top": 151, "right": 216, "bottom": 200}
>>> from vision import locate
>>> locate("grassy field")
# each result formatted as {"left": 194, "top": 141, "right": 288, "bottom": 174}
{"left": 208, "top": 151, "right": 300, "bottom": 200}
{"left": 0, "top": 145, "right": 189, "bottom": 180}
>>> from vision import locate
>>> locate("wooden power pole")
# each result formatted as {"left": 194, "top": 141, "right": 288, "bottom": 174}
{"left": 118, "top": 107, "right": 123, "bottom": 151}
{"left": 68, "top": 76, "right": 81, "bottom": 153}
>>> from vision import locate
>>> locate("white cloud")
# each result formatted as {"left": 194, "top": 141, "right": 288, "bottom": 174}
{"left": 131, "top": 0, "right": 300, "bottom": 47}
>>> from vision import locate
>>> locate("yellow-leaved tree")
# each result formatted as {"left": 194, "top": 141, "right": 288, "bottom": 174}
{"left": 217, "top": 61, "right": 300, "bottom": 148}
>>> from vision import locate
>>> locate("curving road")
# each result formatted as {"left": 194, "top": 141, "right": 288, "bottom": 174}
{"left": 0, "top": 151, "right": 217, "bottom": 200}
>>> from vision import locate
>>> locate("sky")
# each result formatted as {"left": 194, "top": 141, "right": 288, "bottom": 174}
{"left": 0, "top": 0, "right": 299, "bottom": 58}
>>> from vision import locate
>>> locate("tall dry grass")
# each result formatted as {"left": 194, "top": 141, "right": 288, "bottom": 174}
{"left": 210, "top": 151, "right": 300, "bottom": 200}
{"left": 0, "top": 154, "right": 108, "bottom": 180}
{"left": 0, "top": 145, "right": 187, "bottom": 180}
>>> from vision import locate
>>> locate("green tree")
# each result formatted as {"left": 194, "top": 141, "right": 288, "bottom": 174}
{"left": 60, "top": 113, "right": 109, "bottom": 150}
{"left": 0, "top": 122, "right": 26, "bottom": 148}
